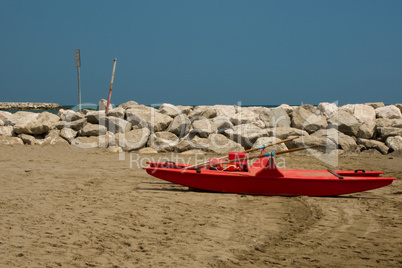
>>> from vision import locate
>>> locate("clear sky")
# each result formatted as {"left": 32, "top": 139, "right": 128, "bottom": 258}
{"left": 1, "top": 0, "right": 401, "bottom": 106}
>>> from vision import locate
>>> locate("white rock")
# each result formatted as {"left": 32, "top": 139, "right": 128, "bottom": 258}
{"left": 318, "top": 102, "right": 338, "bottom": 119}
{"left": 147, "top": 131, "right": 179, "bottom": 152}
{"left": 191, "top": 118, "right": 218, "bottom": 138}
{"left": 107, "top": 107, "right": 125, "bottom": 118}
{"left": 14, "top": 117, "right": 49, "bottom": 135}
{"left": 353, "top": 104, "right": 376, "bottom": 123}
{"left": 106, "top": 116, "right": 132, "bottom": 133}
{"left": 60, "top": 128, "right": 78, "bottom": 143}
{"left": 357, "top": 138, "right": 389, "bottom": 155}
{"left": 159, "top": 103, "right": 181, "bottom": 118}
{"left": 212, "top": 116, "right": 233, "bottom": 133}
{"left": 0, "top": 111, "right": 13, "bottom": 124}
{"left": 339, "top": 104, "right": 355, "bottom": 114}
{"left": 0, "top": 126, "right": 14, "bottom": 137}
{"left": 375, "top": 105, "right": 402, "bottom": 119}
{"left": 0, "top": 136, "right": 24, "bottom": 145}
{"left": 327, "top": 110, "right": 361, "bottom": 137}
{"left": 79, "top": 123, "right": 107, "bottom": 137}
{"left": 99, "top": 99, "right": 113, "bottom": 111}
{"left": 385, "top": 136, "right": 402, "bottom": 152}
{"left": 167, "top": 114, "right": 191, "bottom": 137}
{"left": 230, "top": 110, "right": 259, "bottom": 125}
{"left": 117, "top": 128, "right": 151, "bottom": 151}
{"left": 260, "top": 108, "right": 291, "bottom": 128}
{"left": 71, "top": 136, "right": 100, "bottom": 149}
{"left": 126, "top": 107, "right": 172, "bottom": 132}
{"left": 207, "top": 134, "right": 244, "bottom": 154}
{"left": 6, "top": 111, "right": 38, "bottom": 126}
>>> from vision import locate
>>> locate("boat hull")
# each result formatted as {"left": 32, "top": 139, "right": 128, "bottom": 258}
{"left": 144, "top": 162, "right": 396, "bottom": 196}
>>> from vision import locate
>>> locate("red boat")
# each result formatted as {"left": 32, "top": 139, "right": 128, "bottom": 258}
{"left": 144, "top": 152, "right": 396, "bottom": 197}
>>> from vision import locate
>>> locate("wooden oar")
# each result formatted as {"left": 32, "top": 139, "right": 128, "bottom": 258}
{"left": 185, "top": 145, "right": 318, "bottom": 170}
{"left": 186, "top": 136, "right": 298, "bottom": 170}
{"left": 242, "top": 136, "right": 298, "bottom": 153}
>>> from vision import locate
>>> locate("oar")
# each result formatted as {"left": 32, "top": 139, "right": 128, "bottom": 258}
{"left": 186, "top": 136, "right": 298, "bottom": 170}
{"left": 185, "top": 145, "right": 318, "bottom": 170}
{"left": 242, "top": 136, "right": 298, "bottom": 153}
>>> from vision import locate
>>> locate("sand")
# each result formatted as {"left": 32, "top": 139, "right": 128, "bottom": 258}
{"left": 0, "top": 144, "right": 401, "bottom": 267}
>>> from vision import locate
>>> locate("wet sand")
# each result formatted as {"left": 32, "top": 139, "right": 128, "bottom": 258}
{"left": 0, "top": 144, "right": 401, "bottom": 267}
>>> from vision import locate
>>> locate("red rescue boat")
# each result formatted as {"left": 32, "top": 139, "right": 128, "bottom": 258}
{"left": 144, "top": 152, "right": 396, "bottom": 197}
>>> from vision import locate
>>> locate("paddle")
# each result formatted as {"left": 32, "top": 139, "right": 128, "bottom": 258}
{"left": 186, "top": 136, "right": 298, "bottom": 170}
{"left": 185, "top": 145, "right": 318, "bottom": 170}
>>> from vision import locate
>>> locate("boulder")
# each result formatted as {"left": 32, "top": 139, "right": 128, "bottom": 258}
{"left": 117, "top": 100, "right": 139, "bottom": 110}
{"left": 0, "top": 136, "right": 24, "bottom": 145}
{"left": 339, "top": 104, "right": 355, "bottom": 114}
{"left": 42, "top": 129, "right": 69, "bottom": 146}
{"left": 138, "top": 147, "right": 158, "bottom": 154}
{"left": 318, "top": 102, "right": 338, "bottom": 119}
{"left": 266, "top": 127, "right": 309, "bottom": 140}
{"left": 19, "top": 134, "right": 37, "bottom": 145}
{"left": 6, "top": 111, "right": 38, "bottom": 126}
{"left": 0, "top": 111, "right": 13, "bottom": 123}
{"left": 225, "top": 124, "right": 266, "bottom": 149}
{"left": 365, "top": 102, "right": 385, "bottom": 109}
{"left": 291, "top": 107, "right": 327, "bottom": 134}
{"left": 99, "top": 99, "right": 113, "bottom": 111}
{"left": 212, "top": 116, "right": 233, "bottom": 133}
{"left": 300, "top": 104, "right": 317, "bottom": 113}
{"left": 395, "top": 104, "right": 402, "bottom": 114}
{"left": 98, "top": 131, "right": 116, "bottom": 148}
{"left": 212, "top": 105, "right": 237, "bottom": 117}
{"left": 147, "top": 131, "right": 179, "bottom": 152}
{"left": 167, "top": 114, "right": 191, "bottom": 137}
{"left": 191, "top": 118, "right": 217, "bottom": 138}
{"left": 159, "top": 103, "right": 181, "bottom": 118}
{"left": 260, "top": 108, "right": 291, "bottom": 128}
{"left": 207, "top": 134, "right": 244, "bottom": 154}
{"left": 327, "top": 110, "right": 361, "bottom": 136}
{"left": 14, "top": 117, "right": 49, "bottom": 135}
{"left": 312, "top": 128, "right": 358, "bottom": 152}
{"left": 385, "top": 136, "right": 402, "bottom": 152}
{"left": 375, "top": 118, "right": 402, "bottom": 128}
{"left": 37, "top": 111, "right": 60, "bottom": 130}
{"left": 56, "top": 118, "right": 87, "bottom": 131}
{"left": 188, "top": 106, "right": 217, "bottom": 119}
{"left": 85, "top": 111, "right": 106, "bottom": 124}
{"left": 375, "top": 105, "right": 402, "bottom": 119}
{"left": 181, "top": 149, "right": 205, "bottom": 155}
{"left": 230, "top": 110, "right": 259, "bottom": 125}
{"left": 71, "top": 136, "right": 100, "bottom": 149}
{"left": 357, "top": 138, "right": 389, "bottom": 155}
{"left": 107, "top": 107, "right": 125, "bottom": 118}
{"left": 376, "top": 127, "right": 402, "bottom": 141}
{"left": 174, "top": 105, "right": 191, "bottom": 115}
{"left": 277, "top": 104, "right": 295, "bottom": 115}
{"left": 126, "top": 107, "right": 172, "bottom": 132}
{"left": 0, "top": 119, "right": 3, "bottom": 126}
{"left": 106, "top": 116, "right": 132, "bottom": 133}
{"left": 117, "top": 128, "right": 150, "bottom": 152}
{"left": 286, "top": 135, "right": 337, "bottom": 153}
{"left": 59, "top": 110, "right": 84, "bottom": 122}
{"left": 107, "top": 146, "right": 123, "bottom": 153}
{"left": 253, "top": 137, "right": 288, "bottom": 153}
{"left": 79, "top": 123, "right": 107, "bottom": 137}
{"left": 353, "top": 104, "right": 376, "bottom": 123}
{"left": 0, "top": 126, "right": 14, "bottom": 137}
{"left": 60, "top": 128, "right": 78, "bottom": 143}
{"left": 357, "top": 121, "right": 376, "bottom": 139}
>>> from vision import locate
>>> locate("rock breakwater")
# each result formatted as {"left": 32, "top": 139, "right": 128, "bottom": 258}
{"left": 1, "top": 100, "right": 402, "bottom": 156}
{"left": 0, "top": 102, "right": 67, "bottom": 110}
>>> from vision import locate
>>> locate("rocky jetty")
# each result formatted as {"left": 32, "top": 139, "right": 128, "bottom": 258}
{"left": 1, "top": 100, "right": 402, "bottom": 155}
{"left": 0, "top": 102, "right": 67, "bottom": 110}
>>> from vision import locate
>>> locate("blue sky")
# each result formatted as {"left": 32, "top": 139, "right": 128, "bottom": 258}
{"left": 1, "top": 0, "right": 401, "bottom": 106}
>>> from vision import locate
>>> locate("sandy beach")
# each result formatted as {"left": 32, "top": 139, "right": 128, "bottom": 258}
{"left": 0, "top": 144, "right": 401, "bottom": 267}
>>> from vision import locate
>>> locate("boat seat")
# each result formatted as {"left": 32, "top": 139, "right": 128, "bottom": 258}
{"left": 228, "top": 152, "right": 249, "bottom": 172}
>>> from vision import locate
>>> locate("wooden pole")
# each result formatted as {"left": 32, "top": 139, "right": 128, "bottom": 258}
{"left": 77, "top": 66, "right": 81, "bottom": 112}
{"left": 106, "top": 58, "right": 117, "bottom": 115}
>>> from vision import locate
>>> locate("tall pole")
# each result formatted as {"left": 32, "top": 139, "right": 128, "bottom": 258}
{"left": 75, "top": 49, "right": 81, "bottom": 112}
{"left": 106, "top": 58, "right": 117, "bottom": 115}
